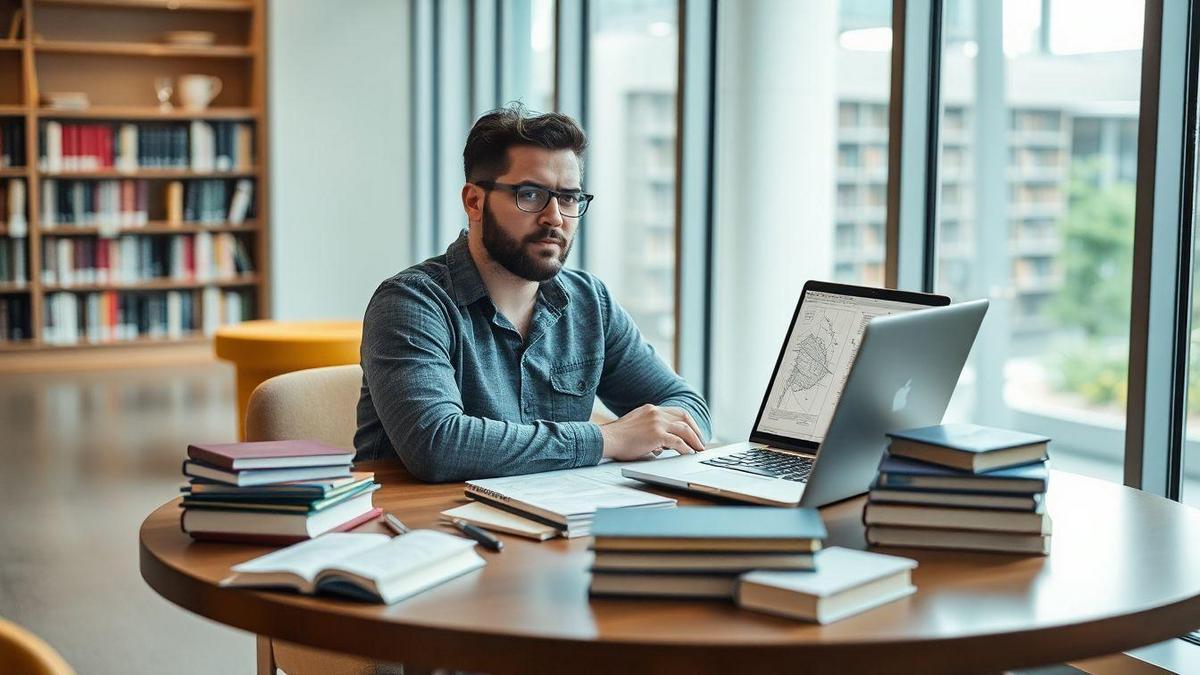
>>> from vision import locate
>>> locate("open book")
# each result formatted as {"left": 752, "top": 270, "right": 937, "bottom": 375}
{"left": 220, "top": 530, "right": 484, "bottom": 604}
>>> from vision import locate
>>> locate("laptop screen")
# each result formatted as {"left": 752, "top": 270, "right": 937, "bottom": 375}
{"left": 751, "top": 285, "right": 944, "bottom": 449}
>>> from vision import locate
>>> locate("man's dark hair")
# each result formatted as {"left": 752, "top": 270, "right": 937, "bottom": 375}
{"left": 463, "top": 103, "right": 588, "bottom": 182}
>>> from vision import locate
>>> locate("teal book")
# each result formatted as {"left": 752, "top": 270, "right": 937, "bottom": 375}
{"left": 886, "top": 423, "right": 1050, "bottom": 473}
{"left": 591, "top": 506, "right": 827, "bottom": 552}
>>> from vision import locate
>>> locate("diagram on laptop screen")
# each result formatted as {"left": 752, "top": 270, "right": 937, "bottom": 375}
{"left": 756, "top": 291, "right": 926, "bottom": 443}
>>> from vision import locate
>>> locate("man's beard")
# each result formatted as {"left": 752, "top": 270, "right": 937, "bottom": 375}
{"left": 480, "top": 201, "right": 572, "bottom": 282}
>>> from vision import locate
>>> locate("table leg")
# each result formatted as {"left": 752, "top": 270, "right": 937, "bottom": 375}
{"left": 256, "top": 635, "right": 276, "bottom": 675}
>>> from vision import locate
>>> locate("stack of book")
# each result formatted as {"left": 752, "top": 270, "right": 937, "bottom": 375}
{"left": 864, "top": 423, "right": 1052, "bottom": 555}
{"left": 180, "top": 440, "right": 381, "bottom": 544}
{"left": 588, "top": 506, "right": 827, "bottom": 599}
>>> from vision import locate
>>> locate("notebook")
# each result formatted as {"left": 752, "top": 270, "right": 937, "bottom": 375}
{"left": 220, "top": 530, "right": 485, "bottom": 604}
{"left": 464, "top": 471, "right": 675, "bottom": 538}
{"left": 440, "top": 502, "right": 560, "bottom": 541}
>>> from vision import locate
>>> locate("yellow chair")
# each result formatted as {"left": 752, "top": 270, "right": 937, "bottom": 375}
{"left": 215, "top": 320, "right": 362, "bottom": 439}
{"left": 0, "top": 619, "right": 75, "bottom": 675}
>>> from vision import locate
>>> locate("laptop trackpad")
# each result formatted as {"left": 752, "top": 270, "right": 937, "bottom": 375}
{"left": 682, "top": 467, "right": 778, "bottom": 490}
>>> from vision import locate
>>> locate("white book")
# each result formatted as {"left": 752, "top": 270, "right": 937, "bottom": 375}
{"left": 227, "top": 178, "right": 253, "bottom": 225}
{"left": 56, "top": 238, "right": 72, "bottom": 286}
{"left": 224, "top": 290, "right": 242, "bottom": 325}
{"left": 7, "top": 179, "right": 26, "bottom": 237}
{"left": 85, "top": 292, "right": 100, "bottom": 343}
{"left": 738, "top": 547, "right": 918, "bottom": 624}
{"left": 184, "top": 490, "right": 373, "bottom": 537}
{"left": 41, "top": 179, "right": 56, "bottom": 229}
{"left": 44, "top": 121, "right": 62, "bottom": 173}
{"left": 190, "top": 121, "right": 215, "bottom": 172}
{"left": 202, "top": 286, "right": 221, "bottom": 335}
{"left": 117, "top": 124, "right": 138, "bottom": 173}
{"left": 220, "top": 530, "right": 485, "bottom": 605}
{"left": 167, "top": 290, "right": 183, "bottom": 339}
{"left": 170, "top": 235, "right": 187, "bottom": 280}
{"left": 194, "top": 231, "right": 213, "bottom": 282}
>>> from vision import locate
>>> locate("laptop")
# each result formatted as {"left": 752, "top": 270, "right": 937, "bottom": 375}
{"left": 623, "top": 280, "right": 989, "bottom": 508}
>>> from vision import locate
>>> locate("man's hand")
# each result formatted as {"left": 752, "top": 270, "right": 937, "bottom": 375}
{"left": 599, "top": 404, "right": 706, "bottom": 461}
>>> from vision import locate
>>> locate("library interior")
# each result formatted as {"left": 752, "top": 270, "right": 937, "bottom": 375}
{"left": 3, "top": 1, "right": 1200, "bottom": 674}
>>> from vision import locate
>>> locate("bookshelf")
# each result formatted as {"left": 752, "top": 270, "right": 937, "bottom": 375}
{"left": 0, "top": 0, "right": 268, "bottom": 369}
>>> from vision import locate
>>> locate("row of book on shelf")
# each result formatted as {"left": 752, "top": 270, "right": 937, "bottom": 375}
{"left": 0, "top": 119, "right": 25, "bottom": 168}
{"left": 41, "top": 231, "right": 253, "bottom": 287}
{"left": 42, "top": 178, "right": 254, "bottom": 231}
{"left": 39, "top": 121, "right": 254, "bottom": 173}
{"left": 182, "top": 422, "right": 1051, "bottom": 615}
{"left": 43, "top": 287, "right": 253, "bottom": 345}
{"left": 0, "top": 176, "right": 256, "bottom": 236}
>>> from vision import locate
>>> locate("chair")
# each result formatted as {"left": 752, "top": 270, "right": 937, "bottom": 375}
{"left": 0, "top": 618, "right": 75, "bottom": 675}
{"left": 244, "top": 364, "right": 414, "bottom": 675}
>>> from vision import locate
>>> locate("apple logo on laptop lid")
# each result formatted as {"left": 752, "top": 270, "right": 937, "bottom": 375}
{"left": 892, "top": 378, "right": 913, "bottom": 412}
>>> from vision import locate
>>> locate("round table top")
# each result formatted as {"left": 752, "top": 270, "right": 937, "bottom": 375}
{"left": 140, "top": 463, "right": 1200, "bottom": 674}
{"left": 213, "top": 320, "right": 362, "bottom": 368}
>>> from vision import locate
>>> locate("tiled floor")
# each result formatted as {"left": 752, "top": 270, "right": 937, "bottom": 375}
{"left": 0, "top": 362, "right": 251, "bottom": 674}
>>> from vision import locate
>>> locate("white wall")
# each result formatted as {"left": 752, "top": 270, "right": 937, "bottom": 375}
{"left": 268, "top": 1, "right": 411, "bottom": 320}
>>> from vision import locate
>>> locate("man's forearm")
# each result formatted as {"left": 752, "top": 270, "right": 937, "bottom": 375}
{"left": 388, "top": 407, "right": 604, "bottom": 482}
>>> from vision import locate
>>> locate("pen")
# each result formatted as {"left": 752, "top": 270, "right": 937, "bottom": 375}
{"left": 451, "top": 518, "right": 504, "bottom": 552}
{"left": 383, "top": 512, "right": 411, "bottom": 536}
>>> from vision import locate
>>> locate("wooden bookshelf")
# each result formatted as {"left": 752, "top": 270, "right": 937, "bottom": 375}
{"left": 0, "top": 0, "right": 269, "bottom": 367}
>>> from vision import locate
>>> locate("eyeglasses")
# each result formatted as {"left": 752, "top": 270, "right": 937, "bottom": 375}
{"left": 474, "top": 180, "right": 594, "bottom": 218}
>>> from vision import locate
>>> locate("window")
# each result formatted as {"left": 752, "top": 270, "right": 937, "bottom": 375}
{"left": 708, "top": 1, "right": 892, "bottom": 438}
{"left": 500, "top": 0, "right": 556, "bottom": 113}
{"left": 583, "top": 0, "right": 679, "bottom": 365}
{"left": 935, "top": 0, "right": 1144, "bottom": 485}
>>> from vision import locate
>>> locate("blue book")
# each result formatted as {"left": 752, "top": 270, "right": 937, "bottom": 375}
{"left": 876, "top": 455, "right": 1048, "bottom": 494}
{"left": 886, "top": 423, "right": 1050, "bottom": 473}
{"left": 591, "top": 506, "right": 827, "bottom": 552}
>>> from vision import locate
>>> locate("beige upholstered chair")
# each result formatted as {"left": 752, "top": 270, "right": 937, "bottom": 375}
{"left": 245, "top": 364, "right": 415, "bottom": 675}
{"left": 0, "top": 618, "right": 75, "bottom": 675}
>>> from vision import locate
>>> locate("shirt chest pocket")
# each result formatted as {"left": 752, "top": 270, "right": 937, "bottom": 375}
{"left": 549, "top": 358, "right": 603, "bottom": 420}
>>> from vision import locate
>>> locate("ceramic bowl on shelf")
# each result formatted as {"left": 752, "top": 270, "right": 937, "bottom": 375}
{"left": 162, "top": 31, "right": 217, "bottom": 47}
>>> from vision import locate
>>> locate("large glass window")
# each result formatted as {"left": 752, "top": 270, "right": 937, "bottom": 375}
{"left": 501, "top": 0, "right": 555, "bottom": 113}
{"left": 583, "top": 0, "right": 679, "bottom": 365}
{"left": 936, "top": 0, "right": 1144, "bottom": 485}
{"left": 707, "top": 0, "right": 892, "bottom": 439}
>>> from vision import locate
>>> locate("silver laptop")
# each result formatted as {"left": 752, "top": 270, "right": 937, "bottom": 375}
{"left": 623, "top": 281, "right": 988, "bottom": 507}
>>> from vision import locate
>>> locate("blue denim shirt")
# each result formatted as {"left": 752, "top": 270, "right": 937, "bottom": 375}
{"left": 354, "top": 232, "right": 712, "bottom": 482}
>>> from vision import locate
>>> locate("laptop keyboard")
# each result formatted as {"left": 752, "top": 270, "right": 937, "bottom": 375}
{"left": 700, "top": 448, "right": 815, "bottom": 483}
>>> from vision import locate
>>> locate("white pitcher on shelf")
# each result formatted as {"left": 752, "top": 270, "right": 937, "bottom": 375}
{"left": 178, "top": 74, "right": 222, "bottom": 110}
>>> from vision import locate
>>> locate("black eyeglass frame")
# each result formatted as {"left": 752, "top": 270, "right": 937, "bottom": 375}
{"left": 473, "top": 180, "right": 595, "bottom": 218}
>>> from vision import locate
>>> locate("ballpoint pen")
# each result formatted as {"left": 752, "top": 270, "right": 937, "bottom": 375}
{"left": 383, "top": 512, "right": 411, "bottom": 536}
{"left": 450, "top": 518, "right": 504, "bottom": 552}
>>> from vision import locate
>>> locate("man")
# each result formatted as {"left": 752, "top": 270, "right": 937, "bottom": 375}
{"left": 355, "top": 104, "right": 711, "bottom": 482}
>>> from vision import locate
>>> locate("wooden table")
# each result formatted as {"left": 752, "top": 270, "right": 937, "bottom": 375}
{"left": 140, "top": 463, "right": 1200, "bottom": 674}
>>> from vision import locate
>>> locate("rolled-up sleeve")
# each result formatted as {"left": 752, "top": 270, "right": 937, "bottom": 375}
{"left": 592, "top": 280, "right": 713, "bottom": 441}
{"left": 360, "top": 279, "right": 603, "bottom": 482}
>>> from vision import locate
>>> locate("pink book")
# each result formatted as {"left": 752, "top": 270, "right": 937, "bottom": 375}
{"left": 187, "top": 439, "right": 354, "bottom": 471}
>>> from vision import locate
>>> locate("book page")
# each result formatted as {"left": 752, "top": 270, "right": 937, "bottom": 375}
{"left": 227, "top": 532, "right": 391, "bottom": 584}
{"left": 323, "top": 530, "right": 477, "bottom": 584}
